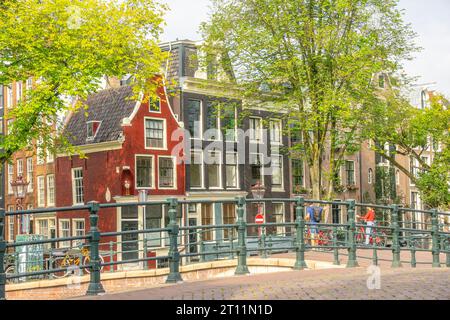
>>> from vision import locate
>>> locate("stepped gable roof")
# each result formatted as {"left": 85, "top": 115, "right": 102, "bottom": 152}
{"left": 64, "top": 85, "right": 137, "bottom": 146}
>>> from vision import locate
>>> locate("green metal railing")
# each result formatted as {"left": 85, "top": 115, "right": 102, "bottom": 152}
{"left": 0, "top": 197, "right": 449, "bottom": 299}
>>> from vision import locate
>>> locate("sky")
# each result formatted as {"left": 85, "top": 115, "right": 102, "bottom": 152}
{"left": 161, "top": 0, "right": 450, "bottom": 97}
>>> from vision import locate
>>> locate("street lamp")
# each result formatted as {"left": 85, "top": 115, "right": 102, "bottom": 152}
{"left": 10, "top": 176, "right": 30, "bottom": 235}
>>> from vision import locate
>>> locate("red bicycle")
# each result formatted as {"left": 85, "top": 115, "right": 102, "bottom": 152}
{"left": 305, "top": 227, "right": 333, "bottom": 250}
{"left": 355, "top": 222, "right": 387, "bottom": 247}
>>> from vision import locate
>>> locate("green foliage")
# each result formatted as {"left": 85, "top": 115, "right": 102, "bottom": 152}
{"left": 201, "top": 0, "right": 417, "bottom": 198}
{"left": 0, "top": 0, "right": 167, "bottom": 162}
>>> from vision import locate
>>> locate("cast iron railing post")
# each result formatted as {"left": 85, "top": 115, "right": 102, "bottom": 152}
{"left": 0, "top": 208, "right": 6, "bottom": 300}
{"left": 86, "top": 201, "right": 105, "bottom": 296}
{"left": 446, "top": 237, "right": 450, "bottom": 268}
{"left": 346, "top": 200, "right": 359, "bottom": 268}
{"left": 199, "top": 231, "right": 205, "bottom": 263}
{"left": 260, "top": 226, "right": 267, "bottom": 259}
{"left": 235, "top": 197, "right": 249, "bottom": 275}
{"left": 390, "top": 205, "right": 402, "bottom": 268}
{"left": 431, "top": 209, "right": 441, "bottom": 268}
{"left": 294, "top": 197, "right": 307, "bottom": 270}
{"left": 333, "top": 226, "right": 340, "bottom": 266}
{"left": 409, "top": 233, "right": 416, "bottom": 268}
{"left": 372, "top": 233, "right": 378, "bottom": 266}
{"left": 109, "top": 241, "right": 114, "bottom": 273}
{"left": 166, "top": 198, "right": 182, "bottom": 283}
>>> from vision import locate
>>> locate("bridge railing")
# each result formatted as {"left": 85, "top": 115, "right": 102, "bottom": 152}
{"left": 0, "top": 197, "right": 449, "bottom": 299}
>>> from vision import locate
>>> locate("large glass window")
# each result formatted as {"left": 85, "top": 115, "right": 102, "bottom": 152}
{"left": 72, "top": 168, "right": 84, "bottom": 205}
{"left": 250, "top": 153, "right": 263, "bottom": 186}
{"left": 270, "top": 120, "right": 282, "bottom": 144}
{"left": 59, "top": 220, "right": 71, "bottom": 248}
{"left": 226, "top": 152, "right": 238, "bottom": 188}
{"left": 136, "top": 156, "right": 153, "bottom": 188}
{"left": 206, "top": 101, "right": 219, "bottom": 140}
{"left": 249, "top": 117, "right": 262, "bottom": 142}
{"left": 187, "top": 99, "right": 202, "bottom": 139}
{"left": 273, "top": 203, "right": 285, "bottom": 236}
{"left": 222, "top": 105, "right": 237, "bottom": 141}
{"left": 7, "top": 164, "right": 13, "bottom": 195}
{"left": 207, "top": 151, "right": 221, "bottom": 188}
{"left": 345, "top": 161, "right": 355, "bottom": 185}
{"left": 17, "top": 159, "right": 23, "bottom": 178}
{"left": 271, "top": 155, "right": 283, "bottom": 188}
{"left": 190, "top": 151, "right": 203, "bottom": 188}
{"left": 159, "top": 157, "right": 175, "bottom": 188}
{"left": 145, "top": 119, "right": 165, "bottom": 148}
{"left": 292, "top": 159, "right": 304, "bottom": 192}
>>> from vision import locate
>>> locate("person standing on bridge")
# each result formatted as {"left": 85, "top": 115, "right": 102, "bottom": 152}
{"left": 306, "top": 204, "right": 323, "bottom": 248}
{"left": 358, "top": 207, "right": 376, "bottom": 245}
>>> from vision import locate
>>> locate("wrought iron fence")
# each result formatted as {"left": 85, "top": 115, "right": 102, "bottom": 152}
{"left": 0, "top": 197, "right": 449, "bottom": 299}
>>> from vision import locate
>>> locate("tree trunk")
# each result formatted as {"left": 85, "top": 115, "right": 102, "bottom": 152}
{"left": 310, "top": 154, "right": 322, "bottom": 200}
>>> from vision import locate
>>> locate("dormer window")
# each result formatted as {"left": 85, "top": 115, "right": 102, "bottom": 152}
{"left": 149, "top": 97, "right": 161, "bottom": 112}
{"left": 86, "top": 121, "right": 101, "bottom": 141}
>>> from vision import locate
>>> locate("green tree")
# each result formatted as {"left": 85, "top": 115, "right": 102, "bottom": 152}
{"left": 201, "top": 0, "right": 417, "bottom": 199}
{"left": 0, "top": 0, "right": 167, "bottom": 161}
{"left": 367, "top": 92, "right": 450, "bottom": 209}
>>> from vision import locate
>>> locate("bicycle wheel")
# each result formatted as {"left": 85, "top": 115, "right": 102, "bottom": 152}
{"left": 51, "top": 257, "right": 71, "bottom": 279}
{"left": 82, "top": 255, "right": 105, "bottom": 274}
{"left": 5, "top": 265, "right": 19, "bottom": 284}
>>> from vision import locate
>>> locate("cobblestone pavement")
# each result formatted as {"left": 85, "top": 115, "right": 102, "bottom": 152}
{"left": 80, "top": 267, "right": 450, "bottom": 300}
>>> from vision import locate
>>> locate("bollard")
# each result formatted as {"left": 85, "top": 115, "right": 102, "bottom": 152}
{"left": 86, "top": 201, "right": 105, "bottom": 296}
{"left": 166, "top": 198, "right": 183, "bottom": 283}
{"left": 0, "top": 208, "right": 6, "bottom": 300}
{"left": 431, "top": 209, "right": 441, "bottom": 268}
{"left": 390, "top": 205, "right": 402, "bottom": 268}
{"left": 333, "top": 226, "right": 340, "bottom": 266}
{"left": 235, "top": 197, "right": 249, "bottom": 275}
{"left": 294, "top": 198, "right": 307, "bottom": 270}
{"left": 346, "top": 200, "right": 359, "bottom": 268}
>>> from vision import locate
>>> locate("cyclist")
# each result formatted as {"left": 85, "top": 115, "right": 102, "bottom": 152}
{"left": 306, "top": 205, "right": 323, "bottom": 248}
{"left": 358, "top": 207, "right": 376, "bottom": 245}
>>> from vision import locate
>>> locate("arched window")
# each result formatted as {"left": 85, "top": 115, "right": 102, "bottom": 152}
{"left": 368, "top": 168, "right": 373, "bottom": 185}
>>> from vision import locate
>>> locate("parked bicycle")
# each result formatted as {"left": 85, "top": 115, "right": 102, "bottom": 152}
{"left": 305, "top": 228, "right": 333, "bottom": 250}
{"left": 355, "top": 222, "right": 387, "bottom": 247}
{"left": 51, "top": 245, "right": 105, "bottom": 279}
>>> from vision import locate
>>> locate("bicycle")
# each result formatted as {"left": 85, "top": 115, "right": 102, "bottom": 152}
{"left": 51, "top": 246, "right": 105, "bottom": 279}
{"left": 355, "top": 221, "right": 387, "bottom": 247}
{"left": 305, "top": 227, "right": 333, "bottom": 250}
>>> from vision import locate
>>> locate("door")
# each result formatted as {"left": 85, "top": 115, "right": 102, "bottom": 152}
{"left": 121, "top": 206, "right": 139, "bottom": 261}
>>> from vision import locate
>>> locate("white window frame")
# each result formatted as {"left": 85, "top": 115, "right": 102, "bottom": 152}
{"left": 47, "top": 174, "right": 55, "bottom": 207}
{"left": 396, "top": 170, "right": 400, "bottom": 186}
{"left": 59, "top": 219, "right": 71, "bottom": 248}
{"left": 17, "top": 159, "right": 23, "bottom": 178}
{"left": 271, "top": 154, "right": 284, "bottom": 191}
{"left": 26, "top": 78, "right": 33, "bottom": 91}
{"left": 149, "top": 97, "right": 162, "bottom": 113}
{"left": 158, "top": 156, "right": 177, "bottom": 189}
{"left": 368, "top": 168, "right": 373, "bottom": 185}
{"left": 249, "top": 117, "right": 263, "bottom": 143}
{"left": 37, "top": 175, "right": 45, "bottom": 207}
{"left": 36, "top": 137, "right": 45, "bottom": 165}
{"left": 86, "top": 120, "right": 102, "bottom": 141}
{"left": 345, "top": 160, "right": 356, "bottom": 186}
{"left": 7, "top": 164, "right": 14, "bottom": 195}
{"left": 225, "top": 151, "right": 239, "bottom": 189}
{"left": 190, "top": 150, "right": 204, "bottom": 189}
{"left": 6, "top": 85, "right": 12, "bottom": 108}
{"left": 72, "top": 218, "right": 86, "bottom": 246}
{"left": 15, "top": 81, "right": 22, "bottom": 103}
{"left": 144, "top": 117, "right": 167, "bottom": 150}
{"left": 72, "top": 167, "right": 84, "bottom": 205}
{"left": 135, "top": 155, "right": 155, "bottom": 190}
{"left": 273, "top": 202, "right": 285, "bottom": 236}
{"left": 270, "top": 119, "right": 282, "bottom": 145}
{"left": 26, "top": 157, "right": 34, "bottom": 192}
{"left": 206, "top": 150, "right": 222, "bottom": 189}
